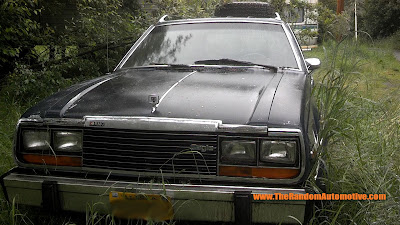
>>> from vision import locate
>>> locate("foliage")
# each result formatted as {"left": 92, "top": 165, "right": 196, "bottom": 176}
{"left": 305, "top": 38, "right": 400, "bottom": 224}
{"left": 315, "top": 3, "right": 336, "bottom": 42}
{"left": 318, "top": 0, "right": 336, "bottom": 12}
{"left": 361, "top": 0, "right": 400, "bottom": 38}
{"left": 389, "top": 30, "right": 400, "bottom": 50}
{"left": 1, "top": 0, "right": 147, "bottom": 104}
{"left": 0, "top": 0, "right": 51, "bottom": 81}
{"left": 271, "top": 0, "right": 315, "bottom": 23}
{"left": 2, "top": 64, "right": 73, "bottom": 104}
{"left": 59, "top": 0, "right": 145, "bottom": 73}
{"left": 270, "top": 0, "right": 319, "bottom": 44}
{"left": 146, "top": 0, "right": 230, "bottom": 20}
{"left": 319, "top": 0, "right": 400, "bottom": 39}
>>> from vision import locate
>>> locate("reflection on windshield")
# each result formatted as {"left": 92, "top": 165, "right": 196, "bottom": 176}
{"left": 122, "top": 23, "right": 298, "bottom": 69}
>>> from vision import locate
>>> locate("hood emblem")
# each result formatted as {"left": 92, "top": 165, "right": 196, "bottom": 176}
{"left": 148, "top": 94, "right": 159, "bottom": 113}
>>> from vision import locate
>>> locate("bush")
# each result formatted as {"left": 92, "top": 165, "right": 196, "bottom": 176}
{"left": 391, "top": 31, "right": 400, "bottom": 50}
{"left": 1, "top": 0, "right": 148, "bottom": 105}
{"left": 0, "top": 0, "right": 49, "bottom": 81}
{"left": 361, "top": 0, "right": 400, "bottom": 38}
{"left": 147, "top": 0, "right": 229, "bottom": 20}
{"left": 3, "top": 64, "right": 72, "bottom": 104}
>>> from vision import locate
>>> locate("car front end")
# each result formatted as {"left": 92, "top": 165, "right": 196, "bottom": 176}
{"left": 3, "top": 116, "right": 309, "bottom": 224}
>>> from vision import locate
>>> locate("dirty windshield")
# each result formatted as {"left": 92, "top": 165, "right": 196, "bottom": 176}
{"left": 122, "top": 22, "right": 298, "bottom": 69}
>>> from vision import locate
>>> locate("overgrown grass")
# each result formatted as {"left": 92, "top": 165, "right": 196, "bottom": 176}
{"left": 0, "top": 98, "right": 19, "bottom": 175}
{"left": 305, "top": 37, "right": 400, "bottom": 224}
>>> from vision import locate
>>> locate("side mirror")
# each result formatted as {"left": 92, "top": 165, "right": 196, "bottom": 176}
{"left": 305, "top": 58, "right": 321, "bottom": 70}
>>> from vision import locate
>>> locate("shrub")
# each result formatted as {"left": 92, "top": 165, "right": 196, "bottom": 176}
{"left": 361, "top": 0, "right": 400, "bottom": 38}
{"left": 3, "top": 64, "right": 72, "bottom": 104}
{"left": 0, "top": 0, "right": 49, "bottom": 81}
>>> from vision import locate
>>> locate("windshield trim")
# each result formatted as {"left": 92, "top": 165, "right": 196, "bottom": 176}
{"left": 282, "top": 23, "right": 304, "bottom": 71}
{"left": 116, "top": 21, "right": 304, "bottom": 72}
{"left": 114, "top": 25, "right": 156, "bottom": 71}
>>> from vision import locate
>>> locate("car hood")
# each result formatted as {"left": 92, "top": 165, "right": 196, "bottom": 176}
{"left": 23, "top": 68, "right": 304, "bottom": 125}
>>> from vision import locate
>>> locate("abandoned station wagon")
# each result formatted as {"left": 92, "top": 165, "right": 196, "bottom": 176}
{"left": 1, "top": 3, "right": 322, "bottom": 224}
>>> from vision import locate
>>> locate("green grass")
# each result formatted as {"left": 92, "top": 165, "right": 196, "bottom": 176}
{"left": 0, "top": 96, "right": 21, "bottom": 176}
{"left": 0, "top": 94, "right": 29, "bottom": 225}
{"left": 304, "top": 38, "right": 400, "bottom": 224}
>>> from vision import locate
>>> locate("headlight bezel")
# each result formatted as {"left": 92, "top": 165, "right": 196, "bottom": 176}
{"left": 219, "top": 136, "right": 300, "bottom": 168}
{"left": 17, "top": 127, "right": 83, "bottom": 167}
{"left": 220, "top": 138, "right": 257, "bottom": 165}
{"left": 53, "top": 130, "right": 83, "bottom": 152}
{"left": 18, "top": 127, "right": 83, "bottom": 154}
{"left": 21, "top": 129, "right": 51, "bottom": 152}
{"left": 259, "top": 140, "right": 298, "bottom": 166}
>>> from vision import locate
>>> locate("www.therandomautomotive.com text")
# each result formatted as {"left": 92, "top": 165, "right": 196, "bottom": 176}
{"left": 253, "top": 193, "right": 386, "bottom": 201}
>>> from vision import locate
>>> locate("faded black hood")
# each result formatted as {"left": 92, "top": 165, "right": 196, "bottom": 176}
{"left": 24, "top": 68, "right": 283, "bottom": 125}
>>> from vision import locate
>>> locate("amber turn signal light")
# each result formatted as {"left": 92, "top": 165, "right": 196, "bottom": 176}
{"left": 219, "top": 165, "right": 300, "bottom": 179}
{"left": 22, "top": 154, "right": 82, "bottom": 167}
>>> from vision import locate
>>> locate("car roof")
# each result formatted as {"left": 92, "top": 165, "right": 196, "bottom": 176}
{"left": 155, "top": 16, "right": 285, "bottom": 27}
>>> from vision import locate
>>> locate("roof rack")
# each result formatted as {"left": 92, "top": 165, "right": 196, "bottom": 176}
{"left": 275, "top": 12, "right": 281, "bottom": 20}
{"left": 158, "top": 15, "right": 168, "bottom": 23}
{"left": 158, "top": 3, "right": 281, "bottom": 23}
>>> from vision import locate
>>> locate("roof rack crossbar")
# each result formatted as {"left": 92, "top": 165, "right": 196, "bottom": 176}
{"left": 275, "top": 12, "right": 281, "bottom": 20}
{"left": 158, "top": 15, "right": 168, "bottom": 23}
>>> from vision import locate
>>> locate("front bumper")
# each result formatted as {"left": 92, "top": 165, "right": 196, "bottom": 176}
{"left": 1, "top": 170, "right": 307, "bottom": 224}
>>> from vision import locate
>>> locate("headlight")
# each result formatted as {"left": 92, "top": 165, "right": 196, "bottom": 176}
{"left": 22, "top": 130, "right": 51, "bottom": 151}
{"left": 220, "top": 139, "right": 256, "bottom": 164}
{"left": 53, "top": 131, "right": 83, "bottom": 152}
{"left": 260, "top": 140, "right": 297, "bottom": 165}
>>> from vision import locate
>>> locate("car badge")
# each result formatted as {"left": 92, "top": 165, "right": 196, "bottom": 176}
{"left": 148, "top": 94, "right": 159, "bottom": 113}
{"left": 189, "top": 144, "right": 216, "bottom": 153}
{"left": 89, "top": 121, "right": 105, "bottom": 127}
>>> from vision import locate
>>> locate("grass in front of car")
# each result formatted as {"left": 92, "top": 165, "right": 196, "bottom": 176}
{"left": 0, "top": 97, "right": 21, "bottom": 175}
{"left": 304, "top": 38, "right": 400, "bottom": 224}
{"left": 0, "top": 37, "right": 398, "bottom": 224}
{"left": 0, "top": 96, "right": 27, "bottom": 225}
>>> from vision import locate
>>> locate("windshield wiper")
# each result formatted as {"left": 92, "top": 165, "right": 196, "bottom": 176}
{"left": 119, "top": 64, "right": 194, "bottom": 71}
{"left": 194, "top": 58, "right": 278, "bottom": 72}
{"left": 149, "top": 63, "right": 196, "bottom": 69}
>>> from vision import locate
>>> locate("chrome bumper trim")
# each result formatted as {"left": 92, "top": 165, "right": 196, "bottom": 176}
{"left": 3, "top": 172, "right": 307, "bottom": 223}
{"left": 4, "top": 173, "right": 306, "bottom": 196}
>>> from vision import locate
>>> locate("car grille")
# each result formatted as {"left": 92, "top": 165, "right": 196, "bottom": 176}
{"left": 83, "top": 128, "right": 218, "bottom": 175}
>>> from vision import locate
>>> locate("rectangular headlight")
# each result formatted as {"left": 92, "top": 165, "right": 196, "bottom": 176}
{"left": 260, "top": 140, "right": 297, "bottom": 165}
{"left": 22, "top": 130, "right": 51, "bottom": 151}
{"left": 220, "top": 139, "right": 256, "bottom": 164}
{"left": 53, "top": 131, "right": 83, "bottom": 152}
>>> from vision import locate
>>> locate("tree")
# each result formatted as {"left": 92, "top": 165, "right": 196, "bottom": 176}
{"left": 0, "top": 0, "right": 46, "bottom": 81}
{"left": 361, "top": 0, "right": 400, "bottom": 38}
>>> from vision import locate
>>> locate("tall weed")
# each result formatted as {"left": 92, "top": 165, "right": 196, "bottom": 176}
{"left": 309, "top": 38, "right": 400, "bottom": 224}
